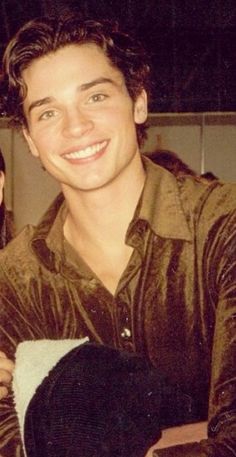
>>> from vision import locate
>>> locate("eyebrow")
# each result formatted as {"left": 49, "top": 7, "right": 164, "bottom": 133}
{"left": 28, "top": 97, "right": 52, "bottom": 115}
{"left": 80, "top": 77, "right": 116, "bottom": 91}
{"left": 27, "top": 77, "right": 117, "bottom": 115}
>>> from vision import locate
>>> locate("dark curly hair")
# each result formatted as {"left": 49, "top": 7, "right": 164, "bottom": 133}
{"left": 1, "top": 12, "right": 152, "bottom": 146}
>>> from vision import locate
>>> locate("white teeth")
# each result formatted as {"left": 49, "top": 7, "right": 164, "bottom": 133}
{"left": 64, "top": 141, "right": 107, "bottom": 159}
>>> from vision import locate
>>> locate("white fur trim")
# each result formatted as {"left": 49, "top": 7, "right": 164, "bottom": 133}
{"left": 13, "top": 338, "right": 89, "bottom": 453}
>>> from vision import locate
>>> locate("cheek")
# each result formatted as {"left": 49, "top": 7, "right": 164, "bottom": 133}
{"left": 30, "top": 129, "right": 55, "bottom": 156}
{"left": 110, "top": 110, "right": 136, "bottom": 136}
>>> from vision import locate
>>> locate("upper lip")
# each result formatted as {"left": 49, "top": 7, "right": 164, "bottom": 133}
{"left": 61, "top": 140, "right": 109, "bottom": 158}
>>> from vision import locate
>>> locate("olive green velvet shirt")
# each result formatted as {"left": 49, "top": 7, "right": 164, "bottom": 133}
{"left": 0, "top": 158, "right": 235, "bottom": 456}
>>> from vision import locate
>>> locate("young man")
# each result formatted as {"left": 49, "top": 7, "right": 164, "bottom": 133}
{"left": 0, "top": 12, "right": 235, "bottom": 457}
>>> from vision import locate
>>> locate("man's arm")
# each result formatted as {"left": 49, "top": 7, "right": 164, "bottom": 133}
{"left": 150, "top": 209, "right": 236, "bottom": 456}
{"left": 146, "top": 422, "right": 208, "bottom": 456}
{"left": 0, "top": 253, "right": 40, "bottom": 457}
{"left": 154, "top": 422, "right": 208, "bottom": 449}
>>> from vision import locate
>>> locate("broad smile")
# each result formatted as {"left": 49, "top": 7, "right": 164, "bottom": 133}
{"left": 62, "top": 140, "right": 109, "bottom": 160}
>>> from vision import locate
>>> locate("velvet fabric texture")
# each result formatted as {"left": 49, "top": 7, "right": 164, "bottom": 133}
{"left": 0, "top": 159, "right": 236, "bottom": 456}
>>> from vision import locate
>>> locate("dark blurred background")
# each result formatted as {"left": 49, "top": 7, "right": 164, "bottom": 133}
{"left": 1, "top": 0, "right": 236, "bottom": 113}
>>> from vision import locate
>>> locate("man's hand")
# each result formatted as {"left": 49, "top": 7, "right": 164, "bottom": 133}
{"left": 145, "top": 421, "right": 208, "bottom": 455}
{"left": 0, "top": 351, "right": 14, "bottom": 399}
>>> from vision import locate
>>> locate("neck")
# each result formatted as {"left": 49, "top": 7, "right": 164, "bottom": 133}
{"left": 63, "top": 155, "right": 146, "bottom": 248}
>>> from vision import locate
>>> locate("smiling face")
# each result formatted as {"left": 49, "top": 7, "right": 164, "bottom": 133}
{"left": 22, "top": 43, "right": 147, "bottom": 194}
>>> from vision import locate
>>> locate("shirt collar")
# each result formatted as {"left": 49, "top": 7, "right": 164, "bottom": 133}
{"left": 129, "top": 157, "right": 192, "bottom": 241}
{"left": 31, "top": 193, "right": 66, "bottom": 271}
{"left": 32, "top": 157, "right": 193, "bottom": 270}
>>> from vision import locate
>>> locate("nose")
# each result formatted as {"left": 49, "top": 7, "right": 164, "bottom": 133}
{"left": 63, "top": 108, "right": 94, "bottom": 138}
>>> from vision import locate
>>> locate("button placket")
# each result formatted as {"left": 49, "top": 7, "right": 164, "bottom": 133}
{"left": 116, "top": 298, "right": 133, "bottom": 350}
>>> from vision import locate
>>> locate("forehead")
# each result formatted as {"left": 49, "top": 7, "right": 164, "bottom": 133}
{"left": 22, "top": 43, "right": 124, "bottom": 90}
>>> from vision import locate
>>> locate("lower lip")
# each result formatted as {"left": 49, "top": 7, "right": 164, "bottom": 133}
{"left": 63, "top": 142, "right": 109, "bottom": 165}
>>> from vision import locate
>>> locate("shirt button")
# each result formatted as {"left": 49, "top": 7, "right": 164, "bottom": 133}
{"left": 121, "top": 327, "right": 131, "bottom": 339}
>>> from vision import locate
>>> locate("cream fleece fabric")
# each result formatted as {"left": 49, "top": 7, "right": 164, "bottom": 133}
{"left": 13, "top": 338, "right": 89, "bottom": 452}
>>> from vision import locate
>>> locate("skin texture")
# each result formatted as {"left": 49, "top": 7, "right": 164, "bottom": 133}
{"left": 22, "top": 43, "right": 147, "bottom": 195}
{"left": 22, "top": 43, "right": 148, "bottom": 294}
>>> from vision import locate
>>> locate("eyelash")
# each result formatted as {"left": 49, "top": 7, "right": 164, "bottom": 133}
{"left": 87, "top": 93, "right": 108, "bottom": 103}
{"left": 38, "top": 110, "right": 56, "bottom": 121}
{"left": 37, "top": 93, "right": 108, "bottom": 121}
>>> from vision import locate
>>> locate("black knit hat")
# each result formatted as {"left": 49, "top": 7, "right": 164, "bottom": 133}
{"left": 23, "top": 343, "right": 163, "bottom": 457}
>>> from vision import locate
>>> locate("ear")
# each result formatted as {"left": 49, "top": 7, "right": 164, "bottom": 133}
{"left": 0, "top": 171, "right": 5, "bottom": 205}
{"left": 22, "top": 128, "right": 39, "bottom": 158}
{"left": 134, "top": 90, "right": 148, "bottom": 125}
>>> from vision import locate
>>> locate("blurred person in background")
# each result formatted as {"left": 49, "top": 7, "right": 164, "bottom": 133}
{"left": 145, "top": 149, "right": 219, "bottom": 182}
{"left": 144, "top": 149, "right": 197, "bottom": 178}
{"left": 0, "top": 149, "right": 14, "bottom": 248}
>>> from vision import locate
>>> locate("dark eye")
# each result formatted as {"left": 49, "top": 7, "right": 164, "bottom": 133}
{"left": 88, "top": 93, "right": 108, "bottom": 103}
{"left": 39, "top": 110, "right": 57, "bottom": 121}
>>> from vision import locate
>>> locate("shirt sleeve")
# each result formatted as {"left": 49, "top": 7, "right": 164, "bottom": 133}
{"left": 154, "top": 209, "right": 236, "bottom": 457}
{"left": 0, "top": 280, "right": 24, "bottom": 456}
{"left": 0, "top": 260, "right": 64, "bottom": 456}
